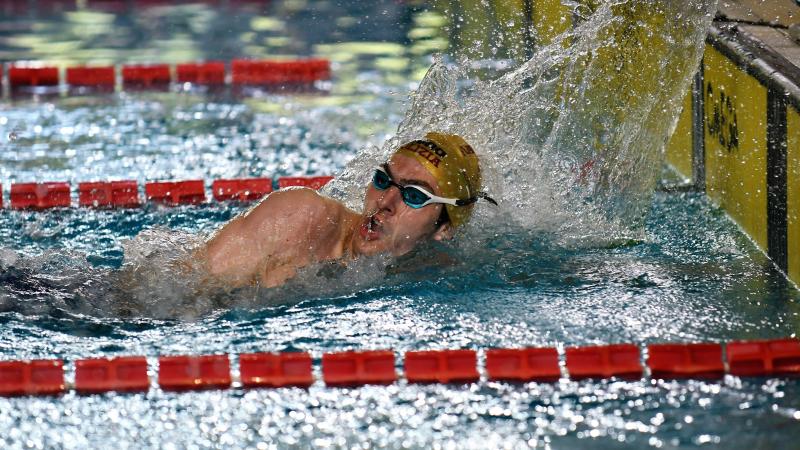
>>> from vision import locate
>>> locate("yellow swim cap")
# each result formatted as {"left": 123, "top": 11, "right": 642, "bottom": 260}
{"left": 394, "top": 132, "right": 483, "bottom": 228}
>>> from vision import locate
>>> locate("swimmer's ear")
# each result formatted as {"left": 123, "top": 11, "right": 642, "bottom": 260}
{"left": 432, "top": 222, "right": 454, "bottom": 241}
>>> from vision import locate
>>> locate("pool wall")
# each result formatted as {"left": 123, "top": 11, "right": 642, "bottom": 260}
{"left": 445, "top": 0, "right": 800, "bottom": 286}
{"left": 659, "top": 5, "right": 800, "bottom": 287}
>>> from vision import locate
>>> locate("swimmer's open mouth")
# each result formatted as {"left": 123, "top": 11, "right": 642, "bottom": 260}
{"left": 359, "top": 213, "right": 382, "bottom": 241}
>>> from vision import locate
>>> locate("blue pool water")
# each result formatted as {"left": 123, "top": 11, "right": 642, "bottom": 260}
{"left": 1, "top": 1, "right": 800, "bottom": 448}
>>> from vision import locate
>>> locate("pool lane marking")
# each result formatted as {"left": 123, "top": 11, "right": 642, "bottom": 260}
{"left": 1, "top": 338, "right": 798, "bottom": 397}
{"left": 0, "top": 177, "right": 334, "bottom": 210}
{"left": 3, "top": 59, "right": 331, "bottom": 98}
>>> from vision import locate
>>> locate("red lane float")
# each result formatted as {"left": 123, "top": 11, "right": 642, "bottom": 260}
{"left": 74, "top": 356, "right": 149, "bottom": 394}
{"left": 145, "top": 180, "right": 206, "bottom": 205}
{"left": 727, "top": 338, "right": 800, "bottom": 377}
{"left": 231, "top": 59, "right": 330, "bottom": 85}
{"left": 565, "top": 344, "right": 643, "bottom": 380}
{"left": 0, "top": 360, "right": 64, "bottom": 396}
{"left": 158, "top": 355, "right": 231, "bottom": 391}
{"left": 404, "top": 349, "right": 479, "bottom": 384}
{"left": 177, "top": 62, "right": 226, "bottom": 86}
{"left": 485, "top": 347, "right": 561, "bottom": 382}
{"left": 305, "top": 59, "right": 331, "bottom": 82}
{"left": 212, "top": 178, "right": 272, "bottom": 202}
{"left": 281, "top": 60, "right": 329, "bottom": 84}
{"left": 79, "top": 181, "right": 140, "bottom": 208}
{"left": 231, "top": 60, "right": 274, "bottom": 85}
{"left": 647, "top": 343, "right": 725, "bottom": 379}
{"left": 9, "top": 66, "right": 59, "bottom": 87}
{"left": 122, "top": 64, "right": 171, "bottom": 89}
{"left": 277, "top": 176, "right": 333, "bottom": 190}
{"left": 66, "top": 66, "right": 115, "bottom": 88}
{"left": 10, "top": 182, "right": 71, "bottom": 209}
{"left": 322, "top": 350, "right": 396, "bottom": 387}
{"left": 239, "top": 352, "right": 313, "bottom": 388}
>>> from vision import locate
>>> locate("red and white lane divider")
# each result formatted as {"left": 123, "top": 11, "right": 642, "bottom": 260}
{"left": 4, "top": 58, "right": 330, "bottom": 93}
{"left": 0, "top": 339, "right": 798, "bottom": 397}
{"left": 0, "top": 176, "right": 334, "bottom": 209}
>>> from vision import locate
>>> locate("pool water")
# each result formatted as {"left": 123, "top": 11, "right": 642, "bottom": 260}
{"left": 1, "top": 1, "right": 800, "bottom": 448}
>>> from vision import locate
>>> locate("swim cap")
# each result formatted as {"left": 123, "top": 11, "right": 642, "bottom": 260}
{"left": 394, "top": 132, "right": 482, "bottom": 228}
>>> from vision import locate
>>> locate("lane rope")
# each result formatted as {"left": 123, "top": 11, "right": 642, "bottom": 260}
{"left": 0, "top": 339, "right": 798, "bottom": 396}
{"left": 5, "top": 59, "right": 331, "bottom": 95}
{"left": 0, "top": 176, "right": 334, "bottom": 210}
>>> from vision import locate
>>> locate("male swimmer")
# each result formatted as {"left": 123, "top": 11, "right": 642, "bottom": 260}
{"left": 198, "top": 132, "right": 496, "bottom": 288}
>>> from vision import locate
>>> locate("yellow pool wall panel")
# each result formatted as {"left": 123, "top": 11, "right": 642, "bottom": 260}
{"left": 491, "top": 0, "right": 530, "bottom": 60}
{"left": 530, "top": 0, "right": 572, "bottom": 47}
{"left": 452, "top": 1, "right": 494, "bottom": 60}
{"left": 703, "top": 44, "right": 769, "bottom": 252}
{"left": 665, "top": 89, "right": 694, "bottom": 181}
{"left": 788, "top": 104, "right": 800, "bottom": 284}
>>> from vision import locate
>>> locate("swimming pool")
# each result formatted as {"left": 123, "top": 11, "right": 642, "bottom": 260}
{"left": 2, "top": 1, "right": 800, "bottom": 448}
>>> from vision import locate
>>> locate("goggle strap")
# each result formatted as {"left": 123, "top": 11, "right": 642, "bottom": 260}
{"left": 454, "top": 192, "right": 497, "bottom": 207}
{"left": 478, "top": 192, "right": 498, "bottom": 206}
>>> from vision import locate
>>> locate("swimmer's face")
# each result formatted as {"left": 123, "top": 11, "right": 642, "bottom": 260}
{"left": 354, "top": 153, "right": 453, "bottom": 257}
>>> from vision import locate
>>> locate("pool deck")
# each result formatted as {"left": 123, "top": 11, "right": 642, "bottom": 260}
{"left": 716, "top": 0, "right": 800, "bottom": 75}
{"left": 718, "top": 0, "right": 797, "bottom": 27}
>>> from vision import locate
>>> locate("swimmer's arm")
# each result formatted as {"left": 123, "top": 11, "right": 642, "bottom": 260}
{"left": 199, "top": 188, "right": 322, "bottom": 285}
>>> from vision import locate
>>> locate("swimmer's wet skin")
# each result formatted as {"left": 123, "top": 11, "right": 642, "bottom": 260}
{"left": 199, "top": 132, "right": 495, "bottom": 288}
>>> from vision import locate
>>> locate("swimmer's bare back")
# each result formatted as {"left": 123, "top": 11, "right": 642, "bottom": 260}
{"left": 199, "top": 188, "right": 361, "bottom": 288}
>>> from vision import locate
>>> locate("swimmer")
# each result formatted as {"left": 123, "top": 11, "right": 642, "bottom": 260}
{"left": 198, "top": 132, "right": 497, "bottom": 288}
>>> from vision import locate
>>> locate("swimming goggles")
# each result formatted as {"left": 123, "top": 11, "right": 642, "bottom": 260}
{"left": 372, "top": 164, "right": 497, "bottom": 209}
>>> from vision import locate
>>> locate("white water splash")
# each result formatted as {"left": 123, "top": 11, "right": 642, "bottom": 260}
{"left": 326, "top": 0, "right": 717, "bottom": 246}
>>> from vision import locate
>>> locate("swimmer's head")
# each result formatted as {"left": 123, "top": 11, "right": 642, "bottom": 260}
{"left": 355, "top": 132, "right": 495, "bottom": 258}
{"left": 394, "top": 132, "right": 487, "bottom": 228}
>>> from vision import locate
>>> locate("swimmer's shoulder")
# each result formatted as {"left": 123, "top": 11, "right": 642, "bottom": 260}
{"left": 247, "top": 187, "right": 347, "bottom": 228}
{"left": 263, "top": 186, "right": 337, "bottom": 214}
{"left": 262, "top": 186, "right": 323, "bottom": 206}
